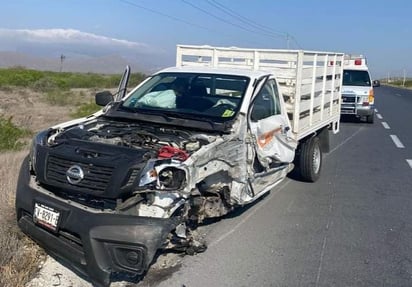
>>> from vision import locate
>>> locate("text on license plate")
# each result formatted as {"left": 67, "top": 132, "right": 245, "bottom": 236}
{"left": 33, "top": 203, "right": 60, "bottom": 231}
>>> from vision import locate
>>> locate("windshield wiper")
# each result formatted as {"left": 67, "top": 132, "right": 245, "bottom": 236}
{"left": 118, "top": 104, "right": 136, "bottom": 113}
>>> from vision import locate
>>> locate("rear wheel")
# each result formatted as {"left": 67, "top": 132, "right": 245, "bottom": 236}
{"left": 299, "top": 136, "right": 322, "bottom": 182}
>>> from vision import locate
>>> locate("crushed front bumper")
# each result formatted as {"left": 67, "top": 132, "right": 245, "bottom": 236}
{"left": 15, "top": 157, "right": 178, "bottom": 287}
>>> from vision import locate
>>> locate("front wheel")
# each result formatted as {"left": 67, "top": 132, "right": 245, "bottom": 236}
{"left": 299, "top": 136, "right": 322, "bottom": 182}
{"left": 366, "top": 113, "right": 374, "bottom": 124}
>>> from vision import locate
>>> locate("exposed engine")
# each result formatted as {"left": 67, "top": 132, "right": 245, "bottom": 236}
{"left": 49, "top": 118, "right": 208, "bottom": 155}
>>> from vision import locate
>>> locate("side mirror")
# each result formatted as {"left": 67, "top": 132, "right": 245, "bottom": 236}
{"left": 95, "top": 91, "right": 114, "bottom": 106}
{"left": 373, "top": 80, "right": 380, "bottom": 87}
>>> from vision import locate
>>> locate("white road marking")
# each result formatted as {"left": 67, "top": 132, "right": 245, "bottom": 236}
{"left": 374, "top": 108, "right": 378, "bottom": 113}
{"left": 315, "top": 234, "right": 328, "bottom": 286}
{"left": 286, "top": 199, "right": 295, "bottom": 212}
{"left": 390, "top": 135, "right": 405, "bottom": 148}
{"left": 407, "top": 159, "right": 412, "bottom": 169}
{"left": 381, "top": 122, "right": 390, "bottom": 129}
{"left": 376, "top": 114, "right": 383, "bottom": 120}
{"left": 396, "top": 93, "right": 402, "bottom": 97}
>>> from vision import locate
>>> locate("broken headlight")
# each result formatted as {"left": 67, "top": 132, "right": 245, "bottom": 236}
{"left": 157, "top": 167, "right": 186, "bottom": 190}
{"left": 139, "top": 160, "right": 187, "bottom": 190}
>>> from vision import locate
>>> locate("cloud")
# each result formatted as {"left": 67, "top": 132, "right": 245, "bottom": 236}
{"left": 2, "top": 28, "right": 145, "bottom": 47}
{"left": 0, "top": 28, "right": 159, "bottom": 56}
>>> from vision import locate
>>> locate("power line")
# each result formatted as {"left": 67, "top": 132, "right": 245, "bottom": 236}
{"left": 204, "top": 0, "right": 302, "bottom": 48}
{"left": 118, "top": 0, "right": 261, "bottom": 46}
{"left": 119, "top": 0, "right": 210, "bottom": 31}
{"left": 288, "top": 35, "right": 302, "bottom": 49}
{"left": 205, "top": 0, "right": 286, "bottom": 37}
{"left": 119, "top": 0, "right": 301, "bottom": 48}
{"left": 181, "top": 0, "right": 285, "bottom": 40}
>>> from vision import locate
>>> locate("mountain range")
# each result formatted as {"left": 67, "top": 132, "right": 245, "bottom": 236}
{"left": 0, "top": 28, "right": 174, "bottom": 74}
{"left": 0, "top": 51, "right": 160, "bottom": 74}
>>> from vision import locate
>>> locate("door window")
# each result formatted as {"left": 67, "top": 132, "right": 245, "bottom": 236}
{"left": 250, "top": 80, "right": 281, "bottom": 122}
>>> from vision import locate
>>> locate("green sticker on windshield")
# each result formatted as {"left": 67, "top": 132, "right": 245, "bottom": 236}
{"left": 222, "top": 109, "right": 235, "bottom": 117}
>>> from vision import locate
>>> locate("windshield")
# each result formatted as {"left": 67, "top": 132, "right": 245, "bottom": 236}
{"left": 120, "top": 72, "right": 249, "bottom": 123}
{"left": 343, "top": 69, "right": 371, "bottom": 86}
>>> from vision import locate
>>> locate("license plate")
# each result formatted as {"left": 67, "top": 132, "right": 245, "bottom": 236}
{"left": 33, "top": 203, "right": 60, "bottom": 231}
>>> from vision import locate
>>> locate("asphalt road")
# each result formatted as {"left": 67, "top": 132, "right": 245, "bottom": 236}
{"left": 143, "top": 86, "right": 412, "bottom": 287}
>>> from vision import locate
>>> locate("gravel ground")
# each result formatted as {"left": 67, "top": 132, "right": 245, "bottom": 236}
{"left": 26, "top": 256, "right": 92, "bottom": 287}
{"left": 26, "top": 252, "right": 186, "bottom": 287}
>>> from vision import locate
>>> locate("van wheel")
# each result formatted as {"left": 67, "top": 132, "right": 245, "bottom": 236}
{"left": 366, "top": 113, "right": 374, "bottom": 124}
{"left": 299, "top": 136, "right": 322, "bottom": 182}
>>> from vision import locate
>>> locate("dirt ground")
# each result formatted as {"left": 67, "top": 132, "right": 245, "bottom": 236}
{"left": 0, "top": 87, "right": 87, "bottom": 132}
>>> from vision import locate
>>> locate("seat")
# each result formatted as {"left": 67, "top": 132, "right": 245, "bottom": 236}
{"left": 177, "top": 83, "right": 214, "bottom": 111}
{"left": 151, "top": 83, "right": 169, "bottom": 92}
{"left": 189, "top": 84, "right": 208, "bottom": 98}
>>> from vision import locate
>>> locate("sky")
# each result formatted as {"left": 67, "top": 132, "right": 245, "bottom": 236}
{"left": 0, "top": 0, "right": 411, "bottom": 77}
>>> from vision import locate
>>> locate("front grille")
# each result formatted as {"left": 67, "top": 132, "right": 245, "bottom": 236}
{"left": 342, "top": 95, "right": 357, "bottom": 103}
{"left": 46, "top": 155, "right": 113, "bottom": 194}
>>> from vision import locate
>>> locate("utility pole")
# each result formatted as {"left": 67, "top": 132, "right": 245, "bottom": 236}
{"left": 402, "top": 69, "right": 406, "bottom": 87}
{"left": 60, "top": 54, "right": 66, "bottom": 72}
{"left": 286, "top": 33, "right": 290, "bottom": 49}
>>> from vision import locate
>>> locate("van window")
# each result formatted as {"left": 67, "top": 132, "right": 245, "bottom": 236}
{"left": 343, "top": 70, "right": 371, "bottom": 87}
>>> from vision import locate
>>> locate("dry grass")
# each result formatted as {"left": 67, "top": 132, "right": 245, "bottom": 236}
{"left": 0, "top": 151, "right": 45, "bottom": 287}
{"left": 0, "top": 87, "right": 96, "bottom": 287}
{"left": 0, "top": 88, "right": 85, "bottom": 132}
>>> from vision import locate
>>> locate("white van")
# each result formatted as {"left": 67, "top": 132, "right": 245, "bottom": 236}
{"left": 341, "top": 55, "right": 374, "bottom": 123}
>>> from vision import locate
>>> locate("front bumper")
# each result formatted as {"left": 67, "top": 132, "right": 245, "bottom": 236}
{"left": 341, "top": 104, "right": 374, "bottom": 117}
{"left": 15, "top": 157, "right": 178, "bottom": 287}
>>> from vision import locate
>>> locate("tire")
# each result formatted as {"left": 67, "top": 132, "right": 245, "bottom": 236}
{"left": 366, "top": 113, "right": 374, "bottom": 124}
{"left": 299, "top": 136, "right": 322, "bottom": 182}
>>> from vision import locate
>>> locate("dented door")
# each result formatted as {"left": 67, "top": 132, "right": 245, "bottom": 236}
{"left": 247, "top": 78, "right": 297, "bottom": 193}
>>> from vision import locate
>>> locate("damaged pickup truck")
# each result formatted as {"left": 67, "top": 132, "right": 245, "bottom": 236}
{"left": 16, "top": 45, "right": 344, "bottom": 287}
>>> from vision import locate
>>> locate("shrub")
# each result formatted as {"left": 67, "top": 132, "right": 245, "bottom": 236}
{"left": 30, "top": 77, "right": 58, "bottom": 92}
{"left": 71, "top": 102, "right": 101, "bottom": 118}
{"left": 0, "top": 116, "right": 31, "bottom": 151}
{"left": 43, "top": 90, "right": 78, "bottom": 106}
{"left": 0, "top": 68, "right": 146, "bottom": 89}
{"left": 0, "top": 68, "right": 44, "bottom": 88}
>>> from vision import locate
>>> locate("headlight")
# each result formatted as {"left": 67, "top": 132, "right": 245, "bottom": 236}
{"left": 157, "top": 167, "right": 186, "bottom": 190}
{"left": 29, "top": 130, "right": 49, "bottom": 174}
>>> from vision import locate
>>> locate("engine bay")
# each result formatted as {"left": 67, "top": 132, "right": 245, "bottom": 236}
{"left": 49, "top": 117, "right": 211, "bottom": 155}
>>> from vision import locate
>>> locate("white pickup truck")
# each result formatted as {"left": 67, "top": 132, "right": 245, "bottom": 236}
{"left": 16, "top": 45, "right": 344, "bottom": 287}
